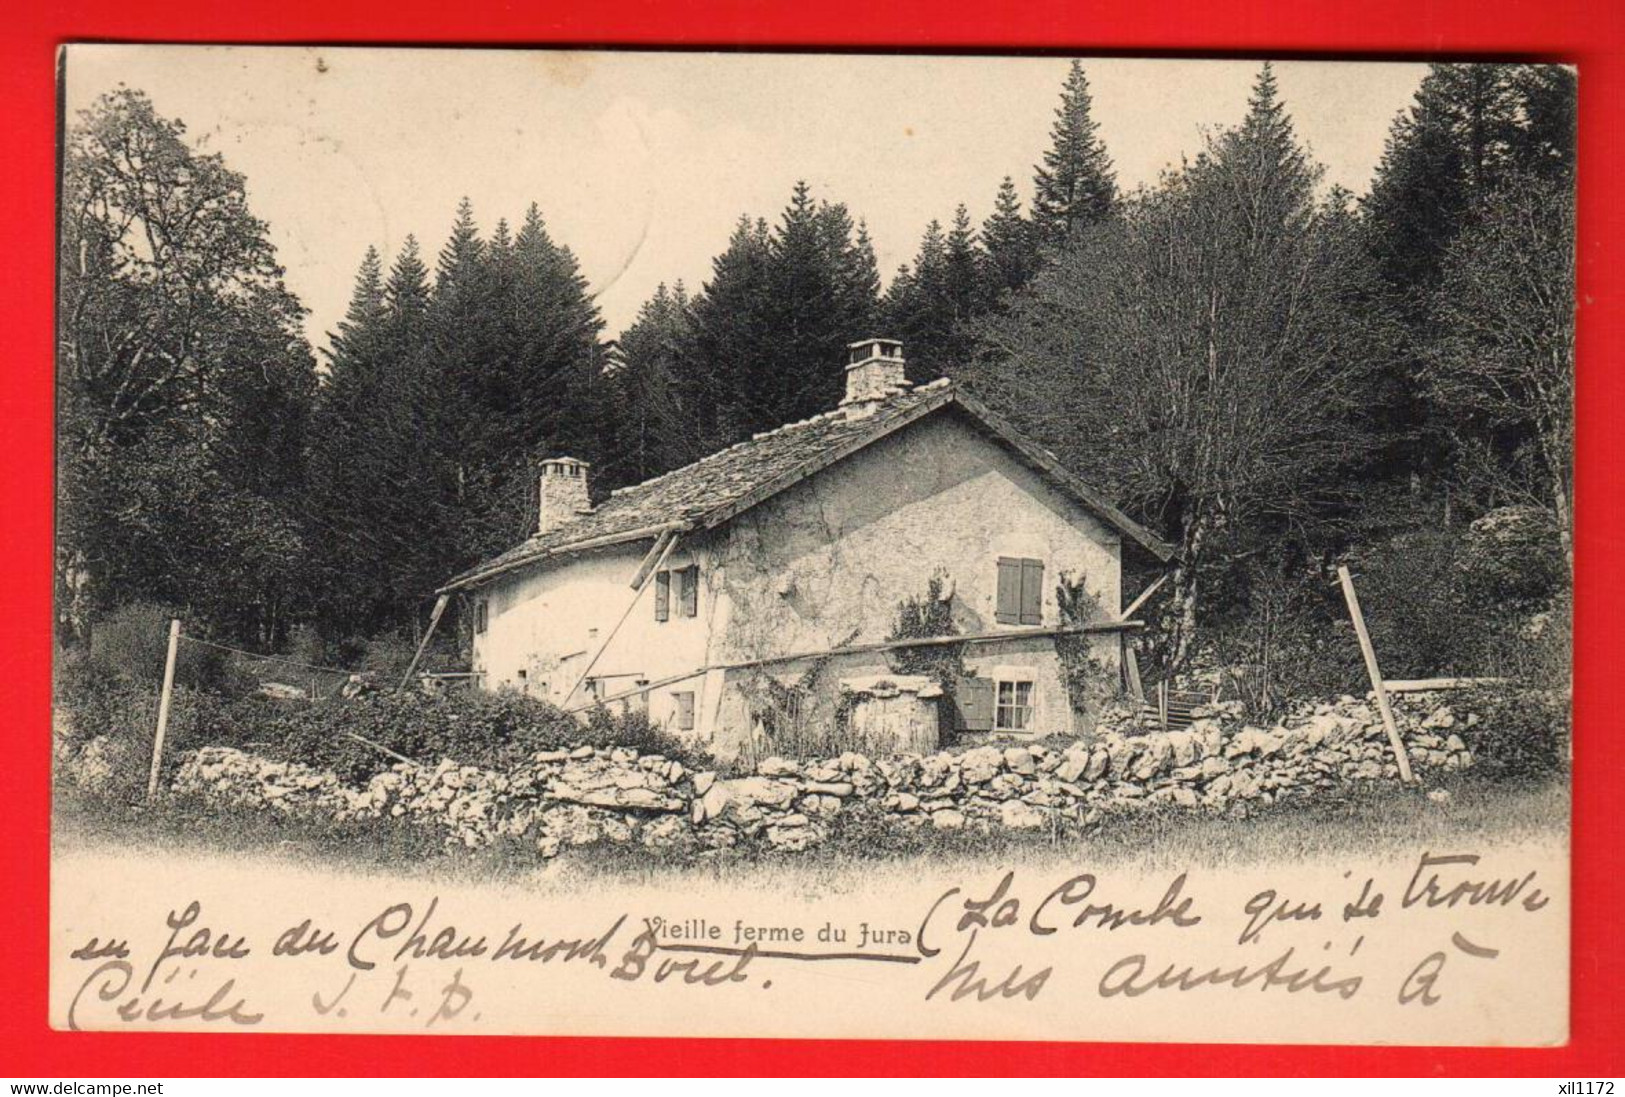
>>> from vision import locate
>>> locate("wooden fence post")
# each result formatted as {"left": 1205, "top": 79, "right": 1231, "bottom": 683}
{"left": 1337, "top": 566, "right": 1416, "bottom": 784}
{"left": 146, "top": 618, "right": 181, "bottom": 800}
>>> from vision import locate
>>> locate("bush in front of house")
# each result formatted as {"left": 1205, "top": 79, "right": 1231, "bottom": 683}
{"left": 225, "top": 689, "right": 587, "bottom": 783}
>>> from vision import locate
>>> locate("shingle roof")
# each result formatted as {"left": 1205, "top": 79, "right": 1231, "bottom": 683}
{"left": 440, "top": 380, "right": 1172, "bottom": 593}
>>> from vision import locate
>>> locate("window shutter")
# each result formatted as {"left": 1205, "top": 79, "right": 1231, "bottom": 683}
{"left": 995, "top": 559, "right": 1021, "bottom": 624}
{"left": 1019, "top": 560, "right": 1044, "bottom": 625}
{"left": 955, "top": 677, "right": 994, "bottom": 732}
{"left": 681, "top": 565, "right": 699, "bottom": 618}
{"left": 654, "top": 570, "right": 670, "bottom": 622}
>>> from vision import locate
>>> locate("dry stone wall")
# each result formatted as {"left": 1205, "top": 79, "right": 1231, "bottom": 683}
{"left": 74, "top": 694, "right": 1478, "bottom": 858}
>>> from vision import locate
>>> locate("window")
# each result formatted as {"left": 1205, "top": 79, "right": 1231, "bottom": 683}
{"left": 655, "top": 566, "right": 700, "bottom": 622}
{"left": 473, "top": 598, "right": 488, "bottom": 634}
{"left": 994, "top": 680, "right": 1034, "bottom": 732}
{"left": 995, "top": 558, "right": 1044, "bottom": 626}
{"left": 673, "top": 690, "right": 696, "bottom": 731}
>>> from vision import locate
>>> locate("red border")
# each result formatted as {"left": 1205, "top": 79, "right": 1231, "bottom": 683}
{"left": 5, "top": 0, "right": 1621, "bottom": 1077}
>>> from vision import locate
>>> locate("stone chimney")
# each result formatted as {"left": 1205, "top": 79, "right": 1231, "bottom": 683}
{"left": 841, "top": 338, "right": 910, "bottom": 413}
{"left": 537, "top": 457, "right": 592, "bottom": 535}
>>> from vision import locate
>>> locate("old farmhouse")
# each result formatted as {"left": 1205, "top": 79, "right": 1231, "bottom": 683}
{"left": 438, "top": 339, "right": 1173, "bottom": 758}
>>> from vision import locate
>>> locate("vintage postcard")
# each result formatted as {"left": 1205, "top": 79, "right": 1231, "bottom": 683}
{"left": 51, "top": 45, "right": 1573, "bottom": 1045}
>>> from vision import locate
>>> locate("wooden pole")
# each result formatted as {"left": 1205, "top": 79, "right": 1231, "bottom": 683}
{"left": 563, "top": 535, "right": 679, "bottom": 707}
{"left": 565, "top": 621, "right": 1144, "bottom": 715}
{"left": 1337, "top": 565, "right": 1416, "bottom": 784}
{"left": 399, "top": 593, "right": 450, "bottom": 691}
{"left": 1122, "top": 644, "right": 1146, "bottom": 701}
{"left": 1119, "top": 573, "right": 1169, "bottom": 622}
{"left": 1385, "top": 677, "right": 1507, "bottom": 693}
{"left": 146, "top": 618, "right": 181, "bottom": 800}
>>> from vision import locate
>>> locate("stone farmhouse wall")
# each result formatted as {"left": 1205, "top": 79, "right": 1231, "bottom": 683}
{"left": 97, "top": 694, "right": 1481, "bottom": 858}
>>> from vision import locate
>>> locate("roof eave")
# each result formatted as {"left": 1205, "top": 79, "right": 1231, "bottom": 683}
{"left": 437, "top": 519, "right": 692, "bottom": 594}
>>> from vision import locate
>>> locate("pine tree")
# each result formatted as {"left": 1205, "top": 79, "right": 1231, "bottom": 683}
{"left": 1513, "top": 65, "right": 1577, "bottom": 182}
{"left": 612, "top": 282, "right": 696, "bottom": 481}
{"left": 979, "top": 176, "right": 1040, "bottom": 304}
{"left": 883, "top": 208, "right": 985, "bottom": 378}
{"left": 457, "top": 201, "right": 607, "bottom": 557}
{"left": 308, "top": 241, "right": 445, "bottom": 636}
{"left": 682, "top": 183, "right": 880, "bottom": 449}
{"left": 328, "top": 246, "right": 385, "bottom": 366}
{"left": 881, "top": 219, "right": 945, "bottom": 372}
{"left": 944, "top": 205, "right": 983, "bottom": 318}
{"left": 1031, "top": 61, "right": 1118, "bottom": 250}
{"left": 840, "top": 218, "right": 883, "bottom": 332}
{"left": 683, "top": 215, "right": 774, "bottom": 454}
{"left": 436, "top": 196, "right": 485, "bottom": 291}
{"left": 1364, "top": 63, "right": 1567, "bottom": 309}
{"left": 1209, "top": 63, "right": 1315, "bottom": 232}
{"left": 384, "top": 235, "right": 431, "bottom": 318}
{"left": 1361, "top": 62, "right": 1577, "bottom": 496}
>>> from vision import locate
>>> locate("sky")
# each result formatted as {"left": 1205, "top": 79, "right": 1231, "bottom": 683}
{"left": 63, "top": 47, "right": 1428, "bottom": 352}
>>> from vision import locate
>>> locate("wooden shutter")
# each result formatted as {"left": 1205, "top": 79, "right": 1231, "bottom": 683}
{"left": 995, "top": 559, "right": 1022, "bottom": 624}
{"left": 674, "top": 690, "right": 696, "bottom": 731}
{"left": 954, "top": 676, "right": 994, "bottom": 731}
{"left": 680, "top": 565, "right": 699, "bottom": 618}
{"left": 1019, "top": 560, "right": 1044, "bottom": 625}
{"left": 654, "top": 570, "right": 670, "bottom": 622}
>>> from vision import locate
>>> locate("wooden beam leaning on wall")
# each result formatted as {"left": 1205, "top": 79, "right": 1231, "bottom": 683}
{"left": 1116, "top": 573, "right": 1168, "bottom": 703}
{"left": 561, "top": 532, "right": 681, "bottom": 707}
{"left": 1118, "top": 573, "right": 1169, "bottom": 623}
{"left": 398, "top": 593, "right": 451, "bottom": 691}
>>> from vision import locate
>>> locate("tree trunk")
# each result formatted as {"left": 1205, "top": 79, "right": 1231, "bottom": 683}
{"left": 56, "top": 549, "right": 95, "bottom": 647}
{"left": 1540, "top": 427, "right": 1573, "bottom": 570}
{"left": 1168, "top": 515, "right": 1207, "bottom": 671}
{"left": 1550, "top": 464, "right": 1573, "bottom": 570}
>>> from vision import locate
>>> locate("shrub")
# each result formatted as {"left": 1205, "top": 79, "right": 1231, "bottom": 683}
{"left": 57, "top": 667, "right": 720, "bottom": 792}
{"left": 1352, "top": 517, "right": 1568, "bottom": 682}
{"left": 54, "top": 671, "right": 254, "bottom": 799}
{"left": 224, "top": 689, "right": 585, "bottom": 783}
{"left": 1459, "top": 687, "right": 1569, "bottom": 783}
{"left": 1054, "top": 571, "right": 1121, "bottom": 719}
{"left": 580, "top": 704, "right": 711, "bottom": 766}
{"left": 887, "top": 575, "right": 964, "bottom": 690}
{"left": 1201, "top": 564, "right": 1363, "bottom": 719}
{"left": 86, "top": 601, "right": 250, "bottom": 694}
{"left": 887, "top": 574, "right": 966, "bottom": 742}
